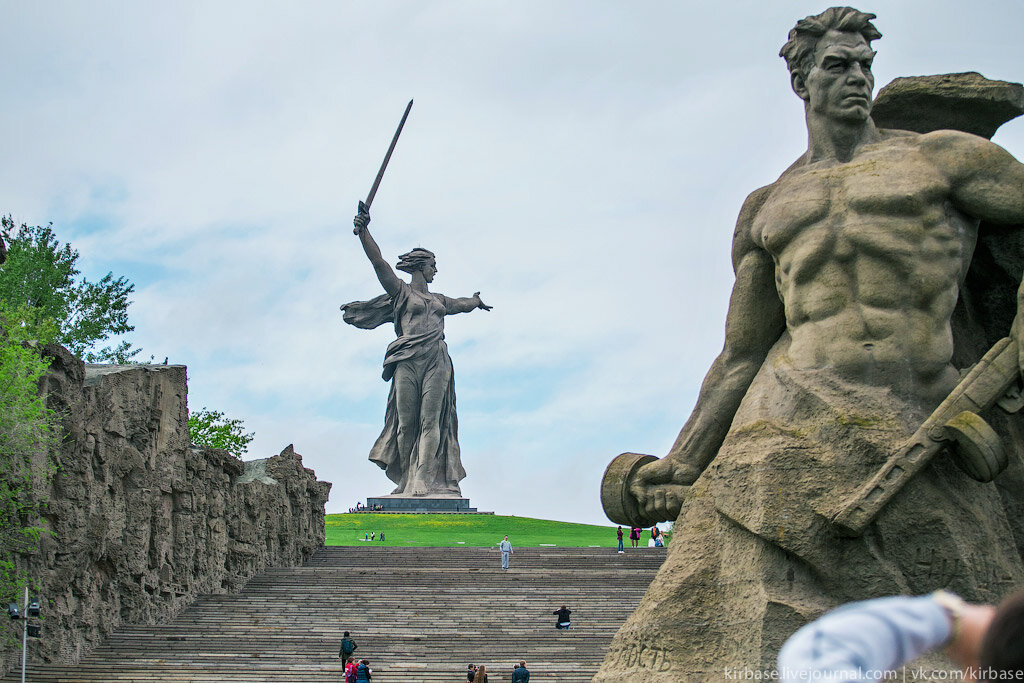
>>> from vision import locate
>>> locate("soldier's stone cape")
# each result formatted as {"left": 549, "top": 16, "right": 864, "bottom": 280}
{"left": 593, "top": 72, "right": 1024, "bottom": 681}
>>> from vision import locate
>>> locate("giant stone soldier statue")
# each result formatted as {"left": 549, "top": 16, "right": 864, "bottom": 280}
{"left": 596, "top": 7, "right": 1024, "bottom": 680}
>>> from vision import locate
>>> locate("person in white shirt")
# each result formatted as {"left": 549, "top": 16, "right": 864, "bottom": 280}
{"left": 778, "top": 591, "right": 1024, "bottom": 681}
{"left": 499, "top": 535, "right": 513, "bottom": 570}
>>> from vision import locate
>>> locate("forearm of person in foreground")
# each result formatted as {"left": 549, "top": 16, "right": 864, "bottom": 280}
{"left": 777, "top": 595, "right": 954, "bottom": 680}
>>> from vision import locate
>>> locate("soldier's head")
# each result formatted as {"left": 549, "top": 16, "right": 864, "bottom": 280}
{"left": 781, "top": 7, "right": 881, "bottom": 122}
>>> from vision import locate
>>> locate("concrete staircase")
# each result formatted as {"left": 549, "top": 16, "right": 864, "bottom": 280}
{"left": 4, "top": 546, "right": 665, "bottom": 682}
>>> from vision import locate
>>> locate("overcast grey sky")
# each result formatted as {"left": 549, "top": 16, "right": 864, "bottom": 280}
{"left": 3, "top": 1, "right": 1024, "bottom": 526}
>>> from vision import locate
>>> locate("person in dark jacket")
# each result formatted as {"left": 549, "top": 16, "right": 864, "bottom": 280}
{"left": 339, "top": 631, "right": 357, "bottom": 661}
{"left": 512, "top": 661, "right": 530, "bottom": 682}
{"left": 554, "top": 605, "right": 572, "bottom": 629}
{"left": 355, "top": 659, "right": 372, "bottom": 682}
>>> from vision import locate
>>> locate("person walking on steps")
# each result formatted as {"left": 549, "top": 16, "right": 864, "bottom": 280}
{"left": 339, "top": 631, "right": 357, "bottom": 663}
{"left": 500, "top": 535, "right": 513, "bottom": 570}
{"left": 512, "top": 661, "right": 530, "bottom": 682}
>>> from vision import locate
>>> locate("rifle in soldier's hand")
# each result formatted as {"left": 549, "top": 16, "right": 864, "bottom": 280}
{"left": 832, "top": 335, "right": 1023, "bottom": 536}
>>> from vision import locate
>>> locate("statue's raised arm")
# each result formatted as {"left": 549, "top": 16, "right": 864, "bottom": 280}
{"left": 353, "top": 204, "right": 402, "bottom": 298}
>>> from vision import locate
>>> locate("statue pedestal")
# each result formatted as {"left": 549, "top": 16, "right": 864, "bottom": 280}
{"left": 365, "top": 495, "right": 478, "bottom": 513}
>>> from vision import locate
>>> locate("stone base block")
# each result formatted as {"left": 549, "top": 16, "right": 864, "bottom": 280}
{"left": 366, "top": 496, "right": 477, "bottom": 513}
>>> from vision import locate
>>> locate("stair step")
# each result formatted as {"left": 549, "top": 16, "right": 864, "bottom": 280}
{"left": 3, "top": 547, "right": 666, "bottom": 682}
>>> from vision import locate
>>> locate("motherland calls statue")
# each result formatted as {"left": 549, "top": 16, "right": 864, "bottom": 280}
{"left": 595, "top": 7, "right": 1024, "bottom": 680}
{"left": 342, "top": 205, "right": 491, "bottom": 497}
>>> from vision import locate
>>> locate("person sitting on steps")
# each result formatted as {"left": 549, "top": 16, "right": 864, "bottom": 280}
{"left": 554, "top": 605, "right": 572, "bottom": 629}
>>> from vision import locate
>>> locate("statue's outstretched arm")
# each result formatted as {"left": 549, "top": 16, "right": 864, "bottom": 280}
{"left": 353, "top": 208, "right": 401, "bottom": 297}
{"left": 629, "top": 190, "right": 785, "bottom": 521}
{"left": 446, "top": 292, "right": 492, "bottom": 314}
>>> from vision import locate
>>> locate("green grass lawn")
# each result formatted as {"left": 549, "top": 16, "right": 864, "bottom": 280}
{"left": 325, "top": 513, "right": 671, "bottom": 548}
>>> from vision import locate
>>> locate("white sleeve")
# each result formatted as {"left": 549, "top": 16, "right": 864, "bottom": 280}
{"left": 777, "top": 595, "right": 952, "bottom": 682}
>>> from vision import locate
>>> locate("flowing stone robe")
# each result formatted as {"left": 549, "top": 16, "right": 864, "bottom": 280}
{"left": 342, "top": 281, "right": 466, "bottom": 495}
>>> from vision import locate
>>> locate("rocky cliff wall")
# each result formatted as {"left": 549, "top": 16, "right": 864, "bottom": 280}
{"left": 1, "top": 345, "right": 331, "bottom": 673}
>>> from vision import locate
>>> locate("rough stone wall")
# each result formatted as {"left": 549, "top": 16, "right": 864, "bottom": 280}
{"left": 1, "top": 344, "right": 331, "bottom": 673}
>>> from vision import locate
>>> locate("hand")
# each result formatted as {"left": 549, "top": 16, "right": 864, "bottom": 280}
{"left": 628, "top": 457, "right": 702, "bottom": 522}
{"left": 474, "top": 292, "right": 493, "bottom": 311}
{"left": 945, "top": 603, "right": 996, "bottom": 673}
{"left": 353, "top": 202, "right": 371, "bottom": 236}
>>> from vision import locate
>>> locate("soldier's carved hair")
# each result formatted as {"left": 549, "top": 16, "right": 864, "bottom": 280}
{"left": 396, "top": 248, "right": 436, "bottom": 274}
{"left": 780, "top": 7, "right": 881, "bottom": 78}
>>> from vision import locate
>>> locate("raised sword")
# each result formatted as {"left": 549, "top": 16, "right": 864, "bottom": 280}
{"left": 354, "top": 99, "right": 413, "bottom": 233}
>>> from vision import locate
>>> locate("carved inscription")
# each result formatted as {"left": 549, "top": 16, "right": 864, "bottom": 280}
{"left": 610, "top": 639, "right": 675, "bottom": 672}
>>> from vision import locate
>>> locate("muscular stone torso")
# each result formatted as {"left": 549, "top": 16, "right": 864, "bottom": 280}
{"left": 751, "top": 133, "right": 979, "bottom": 404}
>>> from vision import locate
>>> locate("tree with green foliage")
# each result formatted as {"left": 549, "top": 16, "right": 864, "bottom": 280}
{"left": 188, "top": 407, "right": 255, "bottom": 457}
{"left": 0, "top": 215, "right": 140, "bottom": 363}
{"left": 0, "top": 303, "right": 59, "bottom": 615}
